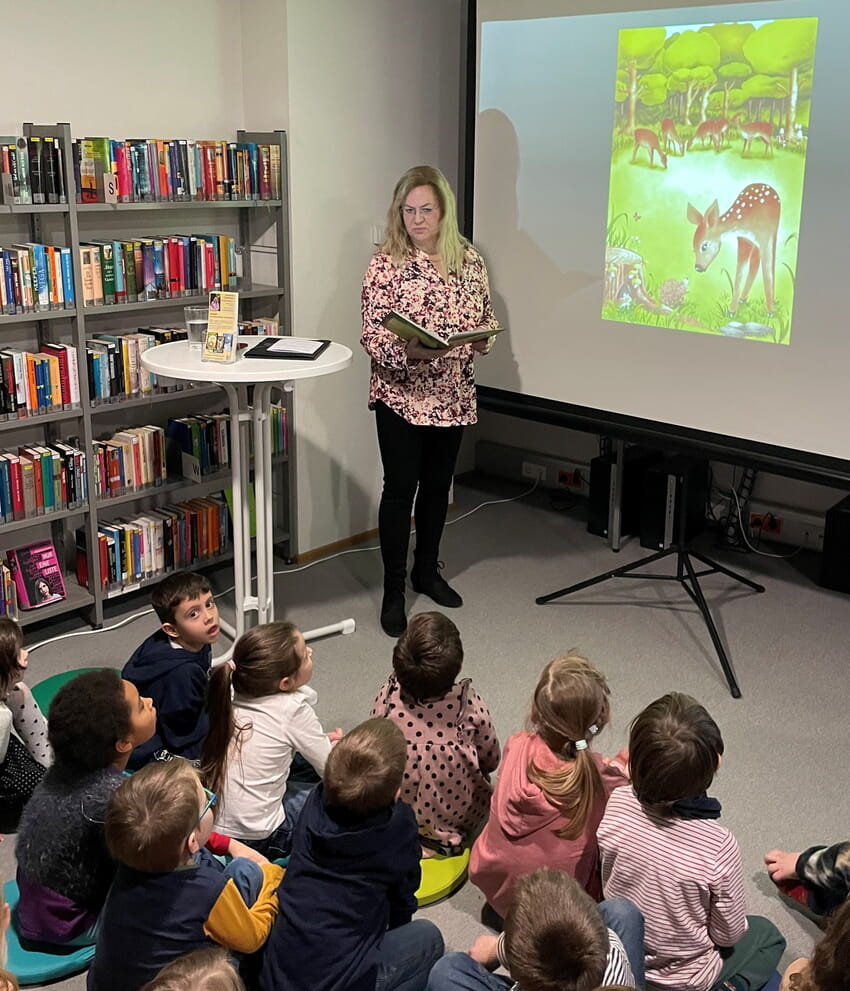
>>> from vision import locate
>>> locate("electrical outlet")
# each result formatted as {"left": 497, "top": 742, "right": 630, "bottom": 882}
{"left": 522, "top": 461, "right": 546, "bottom": 482}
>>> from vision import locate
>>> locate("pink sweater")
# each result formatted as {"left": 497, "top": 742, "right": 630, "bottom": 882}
{"left": 469, "top": 730, "right": 628, "bottom": 916}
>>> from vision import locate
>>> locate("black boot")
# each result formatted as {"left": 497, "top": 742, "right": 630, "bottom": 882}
{"left": 380, "top": 587, "right": 408, "bottom": 637}
{"left": 410, "top": 560, "right": 463, "bottom": 608}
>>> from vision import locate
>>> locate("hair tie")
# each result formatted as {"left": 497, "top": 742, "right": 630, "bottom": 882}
{"left": 588, "top": 724, "right": 599, "bottom": 736}
{"left": 226, "top": 659, "right": 236, "bottom": 671}
{"left": 574, "top": 739, "right": 588, "bottom": 751}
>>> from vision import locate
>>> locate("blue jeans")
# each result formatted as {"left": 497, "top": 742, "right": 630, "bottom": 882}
{"left": 599, "top": 897, "right": 645, "bottom": 990}
{"left": 241, "top": 771, "right": 318, "bottom": 860}
{"left": 194, "top": 849, "right": 264, "bottom": 906}
{"left": 428, "top": 953, "right": 510, "bottom": 991}
{"left": 374, "top": 919, "right": 444, "bottom": 991}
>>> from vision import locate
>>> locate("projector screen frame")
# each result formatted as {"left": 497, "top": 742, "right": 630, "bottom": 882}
{"left": 463, "top": 0, "right": 850, "bottom": 491}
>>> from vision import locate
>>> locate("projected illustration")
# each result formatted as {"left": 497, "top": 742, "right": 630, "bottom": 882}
{"left": 603, "top": 18, "right": 818, "bottom": 344}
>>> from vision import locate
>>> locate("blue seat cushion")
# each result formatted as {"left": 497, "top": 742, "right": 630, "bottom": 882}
{"left": 3, "top": 879, "right": 95, "bottom": 986}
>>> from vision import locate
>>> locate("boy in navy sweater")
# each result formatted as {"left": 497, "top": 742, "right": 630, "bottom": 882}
{"left": 123, "top": 571, "right": 219, "bottom": 768}
{"left": 260, "top": 718, "right": 444, "bottom": 991}
{"left": 88, "top": 758, "right": 283, "bottom": 991}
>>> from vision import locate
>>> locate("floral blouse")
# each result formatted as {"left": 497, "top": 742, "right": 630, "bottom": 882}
{"left": 360, "top": 245, "right": 499, "bottom": 427}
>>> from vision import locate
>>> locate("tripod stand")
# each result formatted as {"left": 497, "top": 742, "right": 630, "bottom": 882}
{"left": 536, "top": 460, "right": 763, "bottom": 698}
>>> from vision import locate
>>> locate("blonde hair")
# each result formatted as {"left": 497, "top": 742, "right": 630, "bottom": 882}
{"left": 106, "top": 759, "right": 202, "bottom": 872}
{"left": 381, "top": 165, "right": 468, "bottom": 275}
{"left": 139, "top": 948, "right": 245, "bottom": 991}
{"left": 527, "top": 653, "right": 611, "bottom": 840}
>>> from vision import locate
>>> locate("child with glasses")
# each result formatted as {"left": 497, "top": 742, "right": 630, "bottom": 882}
{"left": 88, "top": 758, "right": 285, "bottom": 991}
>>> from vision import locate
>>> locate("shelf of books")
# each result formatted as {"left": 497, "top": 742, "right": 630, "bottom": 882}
{"left": 0, "top": 122, "right": 294, "bottom": 628}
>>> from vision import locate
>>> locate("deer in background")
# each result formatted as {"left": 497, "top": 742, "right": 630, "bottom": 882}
{"left": 631, "top": 128, "right": 667, "bottom": 169}
{"left": 732, "top": 113, "right": 774, "bottom": 156}
{"left": 661, "top": 118, "right": 685, "bottom": 156}
{"left": 687, "top": 183, "right": 781, "bottom": 316}
{"left": 688, "top": 118, "right": 729, "bottom": 152}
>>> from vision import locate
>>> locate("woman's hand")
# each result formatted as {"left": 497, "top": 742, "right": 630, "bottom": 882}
{"left": 472, "top": 335, "right": 496, "bottom": 355}
{"left": 406, "top": 337, "right": 449, "bottom": 361}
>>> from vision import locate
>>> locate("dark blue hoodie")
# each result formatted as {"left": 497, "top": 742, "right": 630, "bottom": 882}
{"left": 260, "top": 782, "right": 421, "bottom": 991}
{"left": 122, "top": 629, "right": 210, "bottom": 769}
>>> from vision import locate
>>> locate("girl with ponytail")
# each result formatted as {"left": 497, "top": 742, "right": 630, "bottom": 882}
{"left": 201, "top": 622, "right": 342, "bottom": 860}
{"left": 469, "top": 653, "right": 629, "bottom": 919}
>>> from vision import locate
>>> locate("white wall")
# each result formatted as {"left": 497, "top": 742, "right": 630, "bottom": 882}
{"left": 284, "top": 0, "right": 464, "bottom": 552}
{"left": 2, "top": 0, "right": 244, "bottom": 135}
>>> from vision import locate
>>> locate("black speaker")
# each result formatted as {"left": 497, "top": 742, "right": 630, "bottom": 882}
{"left": 587, "top": 447, "right": 663, "bottom": 538}
{"left": 639, "top": 457, "right": 709, "bottom": 550}
{"left": 820, "top": 495, "right": 850, "bottom": 593}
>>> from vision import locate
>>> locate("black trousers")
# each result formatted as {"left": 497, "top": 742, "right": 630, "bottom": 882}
{"left": 374, "top": 401, "right": 464, "bottom": 592}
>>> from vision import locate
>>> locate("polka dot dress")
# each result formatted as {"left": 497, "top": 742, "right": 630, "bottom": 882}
{"left": 0, "top": 682, "right": 50, "bottom": 819}
{"left": 371, "top": 674, "right": 501, "bottom": 847}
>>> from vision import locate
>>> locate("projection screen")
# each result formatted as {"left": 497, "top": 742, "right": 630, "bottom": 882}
{"left": 472, "top": 0, "right": 849, "bottom": 480}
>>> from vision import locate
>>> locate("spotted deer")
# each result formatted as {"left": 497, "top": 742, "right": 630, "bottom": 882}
{"left": 687, "top": 184, "right": 781, "bottom": 316}
{"left": 631, "top": 128, "right": 667, "bottom": 169}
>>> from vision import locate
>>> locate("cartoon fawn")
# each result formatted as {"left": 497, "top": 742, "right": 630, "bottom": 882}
{"left": 631, "top": 128, "right": 667, "bottom": 169}
{"left": 687, "top": 184, "right": 780, "bottom": 317}
{"left": 732, "top": 113, "right": 774, "bottom": 157}
{"left": 687, "top": 118, "right": 729, "bottom": 153}
{"left": 661, "top": 118, "right": 685, "bottom": 156}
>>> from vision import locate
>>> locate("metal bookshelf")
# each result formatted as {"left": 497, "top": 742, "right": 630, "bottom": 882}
{"left": 0, "top": 124, "right": 294, "bottom": 628}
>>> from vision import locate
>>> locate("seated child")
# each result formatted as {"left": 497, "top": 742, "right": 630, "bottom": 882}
{"left": 260, "top": 718, "right": 444, "bottom": 991}
{"left": 429, "top": 868, "right": 641, "bottom": 991}
{"left": 88, "top": 758, "right": 284, "bottom": 991}
{"left": 15, "top": 669, "right": 156, "bottom": 945}
{"left": 140, "top": 948, "right": 245, "bottom": 991}
{"left": 370, "top": 611, "right": 501, "bottom": 855}
{"left": 123, "top": 571, "right": 220, "bottom": 769}
{"left": 470, "top": 652, "right": 629, "bottom": 917}
{"left": 598, "top": 692, "right": 785, "bottom": 991}
{"left": 201, "top": 622, "right": 341, "bottom": 859}
{"left": 765, "top": 841, "right": 850, "bottom": 917}
{"left": 0, "top": 617, "right": 50, "bottom": 832}
{"left": 777, "top": 897, "right": 850, "bottom": 991}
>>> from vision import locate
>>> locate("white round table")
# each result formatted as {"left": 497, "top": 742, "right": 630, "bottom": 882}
{"left": 142, "top": 338, "right": 355, "bottom": 646}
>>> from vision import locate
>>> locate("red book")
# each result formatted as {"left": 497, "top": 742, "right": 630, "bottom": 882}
{"left": 39, "top": 342, "right": 71, "bottom": 407}
{"left": 115, "top": 142, "right": 133, "bottom": 202}
{"left": 167, "top": 237, "right": 181, "bottom": 297}
{"left": 7, "top": 539, "right": 66, "bottom": 610}
{"left": 204, "top": 242, "right": 215, "bottom": 291}
{"left": 258, "top": 144, "right": 271, "bottom": 199}
{"left": 2, "top": 454, "right": 23, "bottom": 520}
{"left": 202, "top": 144, "right": 216, "bottom": 200}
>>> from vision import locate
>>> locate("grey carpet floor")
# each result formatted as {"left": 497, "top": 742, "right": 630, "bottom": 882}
{"left": 3, "top": 473, "right": 846, "bottom": 988}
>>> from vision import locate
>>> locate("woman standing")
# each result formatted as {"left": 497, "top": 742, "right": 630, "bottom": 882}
{"left": 361, "top": 165, "right": 500, "bottom": 637}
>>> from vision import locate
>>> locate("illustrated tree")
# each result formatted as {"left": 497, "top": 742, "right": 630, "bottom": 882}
{"left": 700, "top": 22, "right": 754, "bottom": 118}
{"left": 739, "top": 74, "right": 789, "bottom": 124}
{"left": 617, "top": 27, "right": 667, "bottom": 133}
{"left": 662, "top": 30, "right": 721, "bottom": 124}
{"left": 742, "top": 18, "right": 817, "bottom": 132}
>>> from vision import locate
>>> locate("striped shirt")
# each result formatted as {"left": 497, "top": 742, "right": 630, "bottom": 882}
{"left": 496, "top": 927, "right": 635, "bottom": 987}
{"left": 598, "top": 786, "right": 747, "bottom": 991}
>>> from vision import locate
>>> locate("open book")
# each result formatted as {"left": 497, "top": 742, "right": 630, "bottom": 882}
{"left": 382, "top": 310, "right": 505, "bottom": 350}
